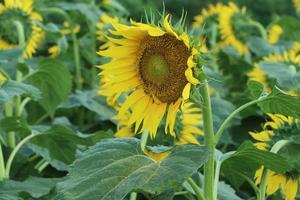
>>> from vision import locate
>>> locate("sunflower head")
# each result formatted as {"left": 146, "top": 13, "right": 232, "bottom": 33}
{"left": 250, "top": 114, "right": 300, "bottom": 200}
{"left": 0, "top": 0, "right": 44, "bottom": 59}
{"left": 219, "top": 2, "right": 260, "bottom": 55}
{"left": 98, "top": 14, "right": 200, "bottom": 138}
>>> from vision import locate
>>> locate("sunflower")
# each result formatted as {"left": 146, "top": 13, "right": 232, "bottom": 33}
{"left": 248, "top": 44, "right": 300, "bottom": 93}
{"left": 0, "top": 0, "right": 44, "bottom": 59}
{"left": 192, "top": 3, "right": 225, "bottom": 51}
{"left": 293, "top": 0, "right": 300, "bottom": 11}
{"left": 268, "top": 24, "right": 283, "bottom": 44}
{"left": 249, "top": 114, "right": 300, "bottom": 200}
{"left": 219, "top": 2, "right": 249, "bottom": 55}
{"left": 98, "top": 15, "right": 200, "bottom": 138}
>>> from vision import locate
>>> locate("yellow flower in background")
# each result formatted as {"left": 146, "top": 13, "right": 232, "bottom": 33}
{"left": 192, "top": 3, "right": 224, "bottom": 29}
{"left": 249, "top": 114, "right": 300, "bottom": 200}
{"left": 248, "top": 44, "right": 300, "bottom": 93}
{"left": 0, "top": 0, "right": 44, "bottom": 59}
{"left": 0, "top": 72, "right": 6, "bottom": 83}
{"left": 96, "top": 14, "right": 119, "bottom": 50}
{"left": 48, "top": 45, "right": 60, "bottom": 58}
{"left": 268, "top": 24, "right": 283, "bottom": 44}
{"left": 293, "top": 0, "right": 300, "bottom": 11}
{"left": 144, "top": 148, "right": 171, "bottom": 162}
{"left": 98, "top": 15, "right": 200, "bottom": 138}
{"left": 60, "top": 21, "right": 80, "bottom": 35}
{"left": 219, "top": 2, "right": 248, "bottom": 55}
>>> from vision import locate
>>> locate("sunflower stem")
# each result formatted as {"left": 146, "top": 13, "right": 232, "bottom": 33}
{"left": 4, "top": 101, "right": 15, "bottom": 148}
{"left": 214, "top": 96, "right": 267, "bottom": 145}
{"left": 140, "top": 129, "right": 149, "bottom": 152}
{"left": 187, "top": 178, "right": 206, "bottom": 200}
{"left": 258, "top": 140, "right": 290, "bottom": 200}
{"left": 72, "top": 32, "right": 82, "bottom": 90}
{"left": 5, "top": 133, "right": 44, "bottom": 179}
{"left": 198, "top": 73, "right": 215, "bottom": 200}
{"left": 0, "top": 144, "right": 6, "bottom": 181}
{"left": 129, "top": 192, "right": 137, "bottom": 200}
{"left": 248, "top": 19, "right": 267, "bottom": 40}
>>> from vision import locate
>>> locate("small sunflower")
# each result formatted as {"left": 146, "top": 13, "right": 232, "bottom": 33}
{"left": 219, "top": 2, "right": 249, "bottom": 55}
{"left": 249, "top": 114, "right": 300, "bottom": 200}
{"left": 268, "top": 24, "right": 283, "bottom": 44}
{"left": 0, "top": 0, "right": 44, "bottom": 59}
{"left": 192, "top": 3, "right": 225, "bottom": 51}
{"left": 248, "top": 44, "right": 300, "bottom": 93}
{"left": 98, "top": 15, "right": 200, "bottom": 138}
{"left": 293, "top": 0, "right": 300, "bottom": 11}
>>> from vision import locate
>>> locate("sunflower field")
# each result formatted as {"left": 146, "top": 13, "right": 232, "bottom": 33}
{"left": 1, "top": 0, "right": 300, "bottom": 199}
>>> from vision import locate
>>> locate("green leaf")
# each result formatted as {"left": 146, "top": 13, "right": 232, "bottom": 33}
{"left": 247, "top": 36, "right": 291, "bottom": 57}
{"left": 217, "top": 181, "right": 243, "bottom": 200}
{"left": 27, "top": 59, "right": 72, "bottom": 117}
{"left": 0, "top": 80, "right": 41, "bottom": 105}
{"left": 247, "top": 80, "right": 264, "bottom": 99}
{"left": 259, "top": 61, "right": 300, "bottom": 90}
{"left": 0, "top": 117, "right": 30, "bottom": 134}
{"left": 28, "top": 125, "right": 113, "bottom": 171}
{"left": 0, "top": 176, "right": 60, "bottom": 198}
{"left": 222, "top": 141, "right": 290, "bottom": 188}
{"left": 277, "top": 16, "right": 300, "bottom": 41}
{"left": 258, "top": 87, "right": 300, "bottom": 118}
{"left": 0, "top": 48, "right": 23, "bottom": 61}
{"left": 54, "top": 138, "right": 210, "bottom": 200}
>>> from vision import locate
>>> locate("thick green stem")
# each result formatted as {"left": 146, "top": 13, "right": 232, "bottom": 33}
{"left": 187, "top": 178, "right": 206, "bottom": 200}
{"left": 72, "top": 32, "right": 82, "bottom": 90}
{"left": 258, "top": 140, "right": 290, "bottom": 200}
{"left": 0, "top": 144, "right": 6, "bottom": 180}
{"left": 212, "top": 160, "right": 221, "bottom": 200}
{"left": 248, "top": 20, "right": 267, "bottom": 40}
{"left": 4, "top": 101, "right": 15, "bottom": 148}
{"left": 214, "top": 97, "right": 266, "bottom": 145}
{"left": 198, "top": 73, "right": 215, "bottom": 200}
{"left": 140, "top": 129, "right": 149, "bottom": 151}
{"left": 5, "top": 133, "right": 44, "bottom": 178}
{"left": 129, "top": 192, "right": 137, "bottom": 200}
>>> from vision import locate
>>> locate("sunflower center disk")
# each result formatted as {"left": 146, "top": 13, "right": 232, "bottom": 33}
{"left": 138, "top": 34, "right": 190, "bottom": 103}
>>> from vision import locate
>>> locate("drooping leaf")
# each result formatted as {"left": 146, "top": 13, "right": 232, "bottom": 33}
{"left": 28, "top": 125, "right": 113, "bottom": 171}
{"left": 54, "top": 138, "right": 210, "bottom": 200}
{"left": 258, "top": 87, "right": 300, "bottom": 118}
{"left": 27, "top": 59, "right": 72, "bottom": 117}
{"left": 0, "top": 176, "right": 60, "bottom": 198}
{"left": 222, "top": 141, "right": 290, "bottom": 188}
{"left": 0, "top": 80, "right": 41, "bottom": 105}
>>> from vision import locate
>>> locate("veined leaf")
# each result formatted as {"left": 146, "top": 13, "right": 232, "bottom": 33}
{"left": 258, "top": 87, "right": 300, "bottom": 118}
{"left": 247, "top": 80, "right": 264, "bottom": 99}
{"left": 0, "top": 80, "right": 41, "bottom": 105}
{"left": 0, "top": 176, "right": 60, "bottom": 198}
{"left": 222, "top": 141, "right": 290, "bottom": 188}
{"left": 54, "top": 138, "right": 210, "bottom": 200}
{"left": 0, "top": 48, "right": 23, "bottom": 61}
{"left": 28, "top": 125, "right": 113, "bottom": 171}
{"left": 27, "top": 59, "right": 72, "bottom": 117}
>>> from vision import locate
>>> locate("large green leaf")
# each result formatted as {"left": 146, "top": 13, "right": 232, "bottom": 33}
{"left": 258, "top": 87, "right": 300, "bottom": 118}
{"left": 277, "top": 16, "right": 300, "bottom": 41}
{"left": 27, "top": 59, "right": 72, "bottom": 117}
{"left": 54, "top": 138, "right": 210, "bottom": 200}
{"left": 0, "top": 48, "right": 23, "bottom": 61}
{"left": 222, "top": 141, "right": 290, "bottom": 188}
{"left": 0, "top": 176, "right": 60, "bottom": 198}
{"left": 28, "top": 125, "right": 113, "bottom": 171}
{"left": 0, "top": 80, "right": 41, "bottom": 105}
